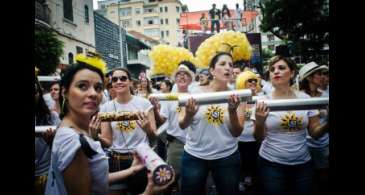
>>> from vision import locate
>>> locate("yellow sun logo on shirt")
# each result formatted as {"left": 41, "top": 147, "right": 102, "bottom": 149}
{"left": 280, "top": 112, "right": 303, "bottom": 132}
{"left": 244, "top": 108, "right": 252, "bottom": 120}
{"left": 117, "top": 121, "right": 137, "bottom": 133}
{"left": 176, "top": 107, "right": 181, "bottom": 113}
{"left": 205, "top": 105, "right": 224, "bottom": 126}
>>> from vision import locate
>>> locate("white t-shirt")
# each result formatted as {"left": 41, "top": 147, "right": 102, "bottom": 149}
{"left": 100, "top": 96, "right": 153, "bottom": 153}
{"left": 252, "top": 91, "right": 319, "bottom": 165}
{"left": 160, "top": 100, "right": 187, "bottom": 143}
{"left": 43, "top": 93, "right": 55, "bottom": 110}
{"left": 184, "top": 86, "right": 238, "bottom": 160}
{"left": 237, "top": 104, "right": 256, "bottom": 142}
{"left": 261, "top": 81, "right": 273, "bottom": 95}
{"left": 45, "top": 127, "right": 109, "bottom": 195}
{"left": 306, "top": 91, "right": 329, "bottom": 148}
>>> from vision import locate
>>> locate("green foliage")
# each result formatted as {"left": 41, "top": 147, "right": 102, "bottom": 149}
{"left": 34, "top": 27, "right": 64, "bottom": 75}
{"left": 259, "top": 0, "right": 329, "bottom": 62}
{"left": 262, "top": 48, "right": 274, "bottom": 63}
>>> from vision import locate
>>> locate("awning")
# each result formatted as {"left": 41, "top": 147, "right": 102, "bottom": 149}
{"left": 126, "top": 34, "right": 150, "bottom": 49}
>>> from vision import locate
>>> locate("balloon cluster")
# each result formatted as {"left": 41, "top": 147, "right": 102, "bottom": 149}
{"left": 149, "top": 44, "right": 195, "bottom": 76}
{"left": 195, "top": 31, "right": 252, "bottom": 68}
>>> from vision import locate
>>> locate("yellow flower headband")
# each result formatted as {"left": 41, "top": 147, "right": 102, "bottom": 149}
{"left": 75, "top": 51, "right": 107, "bottom": 74}
{"left": 149, "top": 44, "right": 195, "bottom": 77}
{"left": 195, "top": 31, "right": 252, "bottom": 68}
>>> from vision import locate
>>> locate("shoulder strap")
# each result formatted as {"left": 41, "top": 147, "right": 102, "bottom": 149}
{"left": 79, "top": 134, "right": 97, "bottom": 159}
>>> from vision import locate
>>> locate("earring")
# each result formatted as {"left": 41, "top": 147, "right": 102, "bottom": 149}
{"left": 61, "top": 98, "right": 67, "bottom": 115}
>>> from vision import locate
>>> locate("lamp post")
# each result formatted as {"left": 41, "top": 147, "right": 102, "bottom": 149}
{"left": 117, "top": 0, "right": 124, "bottom": 68}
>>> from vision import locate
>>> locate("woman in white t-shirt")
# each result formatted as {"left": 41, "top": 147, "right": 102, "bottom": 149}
{"left": 179, "top": 52, "right": 245, "bottom": 195}
{"left": 44, "top": 62, "right": 151, "bottom": 195}
{"left": 235, "top": 70, "right": 262, "bottom": 191}
{"left": 100, "top": 68, "right": 157, "bottom": 195}
{"left": 253, "top": 56, "right": 329, "bottom": 195}
{"left": 35, "top": 78, "right": 60, "bottom": 195}
{"left": 299, "top": 62, "right": 329, "bottom": 195}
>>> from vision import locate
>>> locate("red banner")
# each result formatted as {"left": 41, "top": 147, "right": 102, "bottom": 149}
{"left": 179, "top": 10, "right": 258, "bottom": 30}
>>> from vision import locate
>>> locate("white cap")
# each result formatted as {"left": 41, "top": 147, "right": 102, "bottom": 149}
{"left": 299, "top": 62, "right": 329, "bottom": 82}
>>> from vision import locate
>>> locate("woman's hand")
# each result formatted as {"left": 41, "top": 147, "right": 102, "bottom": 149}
{"left": 129, "top": 152, "right": 145, "bottom": 174}
{"left": 185, "top": 97, "right": 199, "bottom": 117}
{"left": 228, "top": 94, "right": 240, "bottom": 112}
{"left": 143, "top": 168, "right": 175, "bottom": 195}
{"left": 149, "top": 97, "right": 161, "bottom": 113}
{"left": 42, "top": 127, "right": 55, "bottom": 145}
{"left": 255, "top": 101, "right": 269, "bottom": 125}
{"left": 137, "top": 111, "right": 152, "bottom": 132}
{"left": 89, "top": 115, "right": 101, "bottom": 140}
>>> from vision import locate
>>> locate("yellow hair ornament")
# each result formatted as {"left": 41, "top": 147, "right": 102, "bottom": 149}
{"left": 149, "top": 44, "right": 195, "bottom": 76}
{"left": 75, "top": 51, "right": 107, "bottom": 74}
{"left": 195, "top": 31, "right": 252, "bottom": 68}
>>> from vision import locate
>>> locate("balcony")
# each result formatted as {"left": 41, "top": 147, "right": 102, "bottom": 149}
{"left": 35, "top": 1, "right": 50, "bottom": 24}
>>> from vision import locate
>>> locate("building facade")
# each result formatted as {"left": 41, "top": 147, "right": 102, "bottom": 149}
{"left": 36, "top": 0, "right": 96, "bottom": 66}
{"left": 97, "top": 0, "right": 183, "bottom": 46}
{"left": 94, "top": 12, "right": 127, "bottom": 70}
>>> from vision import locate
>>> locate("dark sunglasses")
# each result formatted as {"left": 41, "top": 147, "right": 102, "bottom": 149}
{"left": 111, "top": 76, "right": 129, "bottom": 83}
{"left": 247, "top": 79, "right": 258, "bottom": 83}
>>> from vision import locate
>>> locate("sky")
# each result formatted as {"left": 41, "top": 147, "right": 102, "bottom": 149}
{"left": 93, "top": 0, "right": 244, "bottom": 11}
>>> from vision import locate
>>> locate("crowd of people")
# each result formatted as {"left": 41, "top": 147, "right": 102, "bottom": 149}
{"left": 35, "top": 33, "right": 330, "bottom": 195}
{"left": 200, "top": 3, "right": 244, "bottom": 34}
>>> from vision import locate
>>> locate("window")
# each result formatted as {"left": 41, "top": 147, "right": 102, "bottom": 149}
{"left": 121, "top": 19, "right": 132, "bottom": 28}
{"left": 165, "top": 6, "right": 168, "bottom": 12}
{"left": 144, "top": 29, "right": 160, "bottom": 37}
{"left": 63, "top": 0, "right": 73, "bottom": 21}
{"left": 161, "top": 31, "right": 164, "bottom": 38}
{"left": 176, "top": 6, "right": 180, "bottom": 12}
{"left": 84, "top": 5, "right": 89, "bottom": 23}
{"left": 176, "top": 18, "right": 180, "bottom": 24}
{"left": 166, "top": 30, "right": 169, "bottom": 37}
{"left": 136, "top": 20, "right": 141, "bottom": 26}
{"left": 119, "top": 7, "right": 132, "bottom": 16}
{"left": 68, "top": 52, "right": 74, "bottom": 65}
{"left": 76, "top": 46, "right": 83, "bottom": 54}
{"left": 267, "top": 34, "right": 275, "bottom": 41}
{"left": 144, "top": 16, "right": 159, "bottom": 25}
{"left": 144, "top": 7, "right": 155, "bottom": 13}
{"left": 160, "top": 7, "right": 163, "bottom": 12}
{"left": 135, "top": 8, "right": 141, "bottom": 15}
{"left": 160, "top": 19, "right": 163, "bottom": 25}
{"left": 165, "top": 18, "right": 168, "bottom": 24}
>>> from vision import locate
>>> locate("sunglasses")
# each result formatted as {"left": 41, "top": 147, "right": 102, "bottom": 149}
{"left": 111, "top": 76, "right": 129, "bottom": 83}
{"left": 247, "top": 79, "right": 258, "bottom": 83}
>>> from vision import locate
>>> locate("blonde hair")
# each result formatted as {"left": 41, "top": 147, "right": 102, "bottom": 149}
{"left": 235, "top": 71, "right": 261, "bottom": 91}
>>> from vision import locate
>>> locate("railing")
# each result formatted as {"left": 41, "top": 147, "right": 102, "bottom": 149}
{"left": 35, "top": 1, "right": 50, "bottom": 24}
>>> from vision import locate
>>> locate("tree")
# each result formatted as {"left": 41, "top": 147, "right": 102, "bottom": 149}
{"left": 262, "top": 48, "right": 274, "bottom": 64}
{"left": 34, "top": 26, "right": 64, "bottom": 75}
{"left": 258, "top": 0, "right": 329, "bottom": 62}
